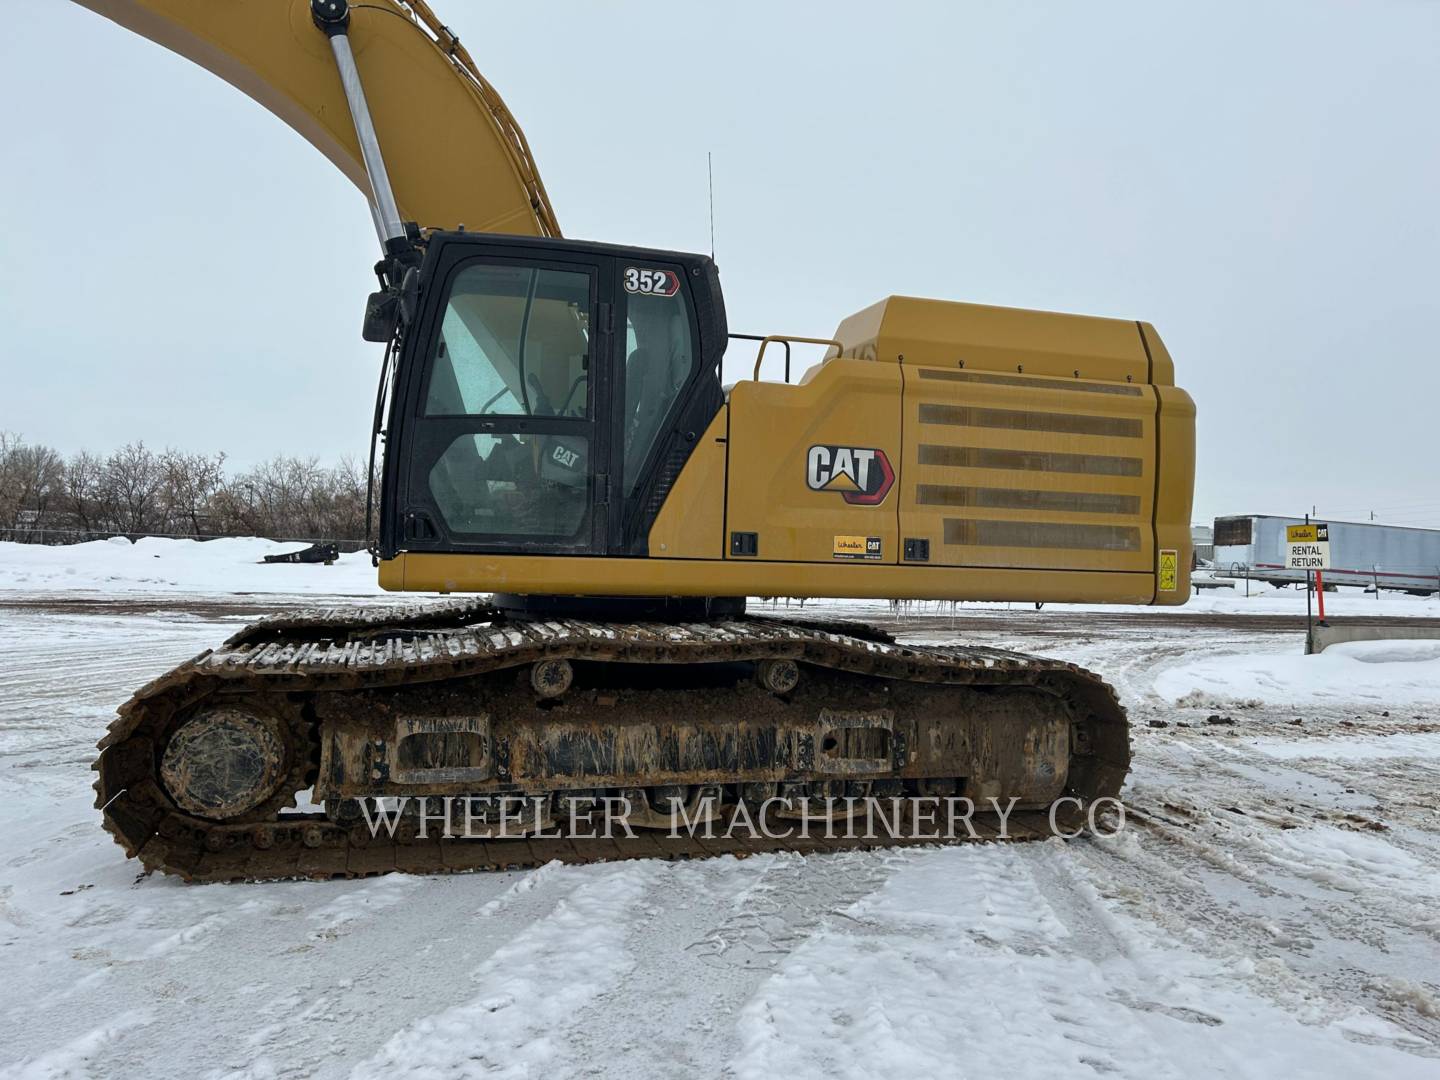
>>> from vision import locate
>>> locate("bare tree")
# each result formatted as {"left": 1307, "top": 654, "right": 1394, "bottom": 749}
{"left": 0, "top": 431, "right": 21, "bottom": 530}
{"left": 62, "top": 450, "right": 106, "bottom": 533}
{"left": 0, "top": 436, "right": 63, "bottom": 531}
{"left": 103, "top": 442, "right": 164, "bottom": 534}
{"left": 161, "top": 449, "right": 227, "bottom": 537}
{"left": 329, "top": 455, "right": 372, "bottom": 541}
{"left": 3, "top": 437, "right": 369, "bottom": 544}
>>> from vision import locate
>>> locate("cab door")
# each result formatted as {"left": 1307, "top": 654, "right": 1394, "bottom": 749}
{"left": 610, "top": 258, "right": 707, "bottom": 553}
{"left": 392, "top": 246, "right": 615, "bottom": 555}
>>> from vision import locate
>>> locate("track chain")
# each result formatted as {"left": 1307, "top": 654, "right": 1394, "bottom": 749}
{"left": 95, "top": 601, "right": 1130, "bottom": 882}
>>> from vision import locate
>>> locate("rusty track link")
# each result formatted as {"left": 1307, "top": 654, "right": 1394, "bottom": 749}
{"left": 94, "top": 603, "right": 1130, "bottom": 882}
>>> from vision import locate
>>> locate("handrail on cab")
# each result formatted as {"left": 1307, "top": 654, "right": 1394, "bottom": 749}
{"left": 737, "top": 335, "right": 845, "bottom": 382}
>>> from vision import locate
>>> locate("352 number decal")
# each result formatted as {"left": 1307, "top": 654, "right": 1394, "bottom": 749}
{"left": 623, "top": 267, "right": 680, "bottom": 297}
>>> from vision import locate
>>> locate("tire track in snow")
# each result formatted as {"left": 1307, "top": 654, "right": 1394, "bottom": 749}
{"left": 731, "top": 844, "right": 1185, "bottom": 1080}
{"left": 1106, "top": 704, "right": 1440, "bottom": 1051}
{"left": 1065, "top": 818, "right": 1440, "bottom": 1056}
{"left": 0, "top": 612, "right": 223, "bottom": 760}
{"left": 541, "top": 849, "right": 903, "bottom": 1079}
{"left": 731, "top": 842, "right": 1440, "bottom": 1079}
{"left": 203, "top": 868, "right": 584, "bottom": 1080}
{"left": 0, "top": 1009, "right": 154, "bottom": 1080}
{"left": 5, "top": 865, "right": 574, "bottom": 1079}
{"left": 347, "top": 861, "right": 665, "bottom": 1080}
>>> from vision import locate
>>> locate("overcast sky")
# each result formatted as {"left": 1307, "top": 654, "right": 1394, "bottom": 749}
{"left": 3, "top": 2, "right": 1438, "bottom": 528}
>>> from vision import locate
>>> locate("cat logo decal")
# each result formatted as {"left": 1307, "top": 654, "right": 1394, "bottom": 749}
{"left": 806, "top": 445, "right": 895, "bottom": 505}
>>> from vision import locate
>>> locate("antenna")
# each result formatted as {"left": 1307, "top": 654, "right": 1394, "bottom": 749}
{"left": 707, "top": 151, "right": 715, "bottom": 262}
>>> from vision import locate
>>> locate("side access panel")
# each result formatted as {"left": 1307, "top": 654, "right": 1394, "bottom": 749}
{"left": 725, "top": 359, "right": 902, "bottom": 565}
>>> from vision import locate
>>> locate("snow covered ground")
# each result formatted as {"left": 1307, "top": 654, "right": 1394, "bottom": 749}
{"left": 0, "top": 537, "right": 384, "bottom": 598}
{"left": 1155, "top": 639, "right": 1440, "bottom": 708}
{"left": 1, "top": 541, "right": 1438, "bottom": 1079}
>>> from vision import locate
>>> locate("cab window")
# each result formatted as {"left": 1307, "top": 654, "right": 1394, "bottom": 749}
{"left": 623, "top": 289, "right": 695, "bottom": 493}
{"left": 428, "top": 432, "right": 589, "bottom": 538}
{"left": 424, "top": 264, "right": 591, "bottom": 418}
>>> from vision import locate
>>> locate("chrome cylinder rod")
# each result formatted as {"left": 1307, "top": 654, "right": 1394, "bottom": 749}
{"left": 313, "top": 0, "right": 405, "bottom": 247}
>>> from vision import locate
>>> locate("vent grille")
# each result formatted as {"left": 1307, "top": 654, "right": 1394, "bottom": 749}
{"left": 917, "top": 485, "right": 1140, "bottom": 515}
{"left": 943, "top": 519, "right": 1141, "bottom": 552}
{"left": 916, "top": 444, "right": 1143, "bottom": 477}
{"left": 917, "top": 404, "right": 1143, "bottom": 439}
{"left": 643, "top": 444, "right": 690, "bottom": 517}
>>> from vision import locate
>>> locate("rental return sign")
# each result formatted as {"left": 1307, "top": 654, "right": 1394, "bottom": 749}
{"left": 1285, "top": 523, "right": 1331, "bottom": 570}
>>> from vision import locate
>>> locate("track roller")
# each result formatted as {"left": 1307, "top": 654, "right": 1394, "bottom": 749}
{"left": 530, "top": 658, "right": 574, "bottom": 699}
{"left": 755, "top": 657, "right": 800, "bottom": 694}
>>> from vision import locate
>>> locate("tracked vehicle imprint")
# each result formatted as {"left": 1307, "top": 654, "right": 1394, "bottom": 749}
{"left": 94, "top": 601, "right": 1130, "bottom": 882}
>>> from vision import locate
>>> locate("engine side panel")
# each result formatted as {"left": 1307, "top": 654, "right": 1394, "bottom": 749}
{"left": 898, "top": 365, "right": 1158, "bottom": 574}
{"left": 724, "top": 359, "right": 903, "bottom": 565}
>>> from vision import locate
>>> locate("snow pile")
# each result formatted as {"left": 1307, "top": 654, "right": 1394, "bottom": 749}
{"left": 0, "top": 537, "right": 383, "bottom": 597}
{"left": 1251, "top": 731, "right": 1440, "bottom": 762}
{"left": 1341, "top": 640, "right": 1440, "bottom": 664}
{"left": 1154, "top": 639, "right": 1440, "bottom": 707}
{"left": 1179, "top": 580, "right": 1440, "bottom": 617}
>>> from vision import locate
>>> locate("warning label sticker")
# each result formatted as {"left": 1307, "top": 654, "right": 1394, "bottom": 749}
{"left": 1159, "top": 549, "right": 1178, "bottom": 592}
{"left": 834, "top": 535, "right": 883, "bottom": 561}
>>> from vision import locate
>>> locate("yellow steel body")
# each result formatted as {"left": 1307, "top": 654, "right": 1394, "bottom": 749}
{"left": 384, "top": 297, "right": 1196, "bottom": 605}
{"left": 74, "top": 4, "right": 1194, "bottom": 607}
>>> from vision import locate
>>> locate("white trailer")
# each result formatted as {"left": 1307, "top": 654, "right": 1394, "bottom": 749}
{"left": 1212, "top": 514, "right": 1440, "bottom": 595}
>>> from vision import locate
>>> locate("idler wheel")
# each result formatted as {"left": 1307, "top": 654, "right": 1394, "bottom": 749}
{"left": 159, "top": 707, "right": 288, "bottom": 820}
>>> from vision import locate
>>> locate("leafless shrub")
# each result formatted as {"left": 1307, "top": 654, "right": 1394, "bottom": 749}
{"left": 1, "top": 435, "right": 371, "bottom": 545}
{"left": 0, "top": 433, "right": 63, "bottom": 530}
{"left": 102, "top": 442, "right": 165, "bottom": 534}
{"left": 61, "top": 450, "right": 105, "bottom": 533}
{"left": 162, "top": 449, "right": 227, "bottom": 537}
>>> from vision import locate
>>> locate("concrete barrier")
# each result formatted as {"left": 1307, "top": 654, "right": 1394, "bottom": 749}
{"left": 1310, "top": 622, "right": 1440, "bottom": 654}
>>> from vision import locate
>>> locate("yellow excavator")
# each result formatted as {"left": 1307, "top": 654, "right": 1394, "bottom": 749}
{"left": 79, "top": 0, "right": 1194, "bottom": 880}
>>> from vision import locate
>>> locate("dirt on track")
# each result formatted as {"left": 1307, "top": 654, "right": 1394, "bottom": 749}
{"left": 93, "top": 601, "right": 1130, "bottom": 882}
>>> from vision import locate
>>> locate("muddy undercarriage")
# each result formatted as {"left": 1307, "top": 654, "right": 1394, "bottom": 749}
{"left": 95, "top": 601, "right": 1130, "bottom": 881}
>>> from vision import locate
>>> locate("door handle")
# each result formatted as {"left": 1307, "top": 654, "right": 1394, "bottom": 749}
{"left": 405, "top": 509, "right": 440, "bottom": 540}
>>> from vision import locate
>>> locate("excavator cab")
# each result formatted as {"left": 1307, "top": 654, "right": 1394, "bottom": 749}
{"left": 378, "top": 233, "right": 726, "bottom": 562}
